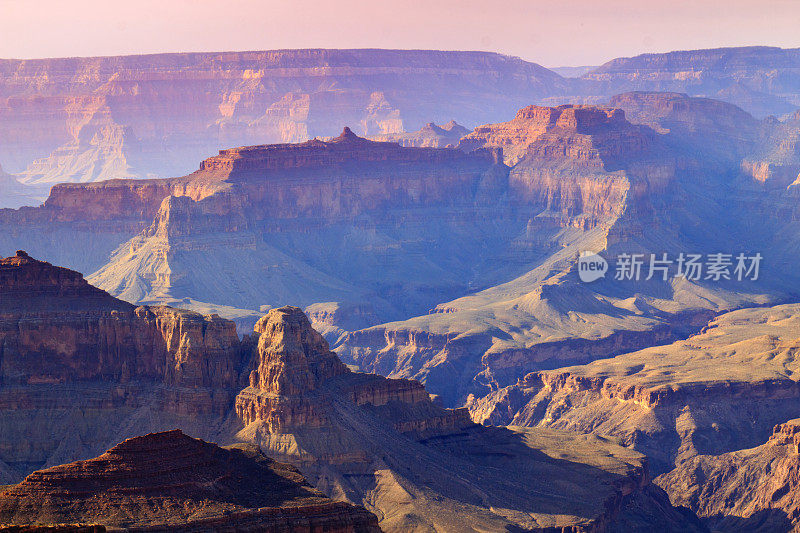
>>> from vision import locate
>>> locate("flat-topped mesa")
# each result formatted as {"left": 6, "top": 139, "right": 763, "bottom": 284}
{"left": 200, "top": 126, "right": 502, "bottom": 174}
{"left": 0, "top": 430, "right": 381, "bottom": 532}
{"left": 459, "top": 103, "right": 649, "bottom": 168}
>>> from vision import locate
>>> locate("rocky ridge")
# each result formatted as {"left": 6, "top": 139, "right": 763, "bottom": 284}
{"left": 369, "top": 120, "right": 469, "bottom": 148}
{"left": 0, "top": 430, "right": 381, "bottom": 532}
{"left": 0, "top": 254, "right": 706, "bottom": 532}
{"left": 582, "top": 46, "right": 800, "bottom": 117}
{"left": 466, "top": 303, "right": 800, "bottom": 475}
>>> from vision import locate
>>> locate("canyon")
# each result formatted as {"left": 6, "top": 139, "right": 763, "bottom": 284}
{"left": 1, "top": 46, "right": 799, "bottom": 207}
{"left": 335, "top": 91, "right": 800, "bottom": 406}
{"left": 467, "top": 302, "right": 800, "bottom": 530}
{"left": 2, "top": 92, "right": 800, "bottom": 410}
{"left": 2, "top": 45, "right": 800, "bottom": 531}
{"left": 0, "top": 252, "right": 705, "bottom": 531}
{"left": 0, "top": 49, "right": 566, "bottom": 196}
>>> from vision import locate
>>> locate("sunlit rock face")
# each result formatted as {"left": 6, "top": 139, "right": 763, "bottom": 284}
{"left": 0, "top": 430, "right": 382, "bottom": 532}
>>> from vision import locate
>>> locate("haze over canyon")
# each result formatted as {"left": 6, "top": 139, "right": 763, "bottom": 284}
{"left": 2, "top": 43, "right": 800, "bottom": 532}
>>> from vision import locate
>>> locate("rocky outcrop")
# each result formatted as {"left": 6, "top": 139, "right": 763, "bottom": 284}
{"left": 0, "top": 430, "right": 381, "bottom": 532}
{"left": 657, "top": 418, "right": 800, "bottom": 532}
{"left": 370, "top": 120, "right": 469, "bottom": 148}
{"left": 233, "top": 307, "right": 703, "bottom": 532}
{"left": 0, "top": 251, "right": 241, "bottom": 404}
{"left": 83, "top": 129, "right": 512, "bottom": 319}
{"left": 235, "top": 306, "right": 449, "bottom": 432}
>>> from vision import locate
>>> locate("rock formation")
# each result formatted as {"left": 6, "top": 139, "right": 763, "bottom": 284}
{"left": 0, "top": 260, "right": 707, "bottom": 532}
{"left": 336, "top": 94, "right": 773, "bottom": 405}
{"left": 0, "top": 430, "right": 381, "bottom": 532}
{"left": 657, "top": 419, "right": 800, "bottom": 532}
{"left": 0, "top": 49, "right": 567, "bottom": 186}
{"left": 582, "top": 46, "right": 800, "bottom": 117}
{"left": 0, "top": 251, "right": 241, "bottom": 392}
{"left": 370, "top": 120, "right": 470, "bottom": 148}
{"left": 233, "top": 307, "right": 705, "bottom": 532}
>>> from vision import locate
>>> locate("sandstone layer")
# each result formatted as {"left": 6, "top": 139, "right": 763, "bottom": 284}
{"left": 0, "top": 430, "right": 381, "bottom": 532}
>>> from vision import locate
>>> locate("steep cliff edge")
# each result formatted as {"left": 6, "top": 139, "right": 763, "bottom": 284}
{"left": 0, "top": 251, "right": 246, "bottom": 481}
{"left": 0, "top": 251, "right": 241, "bottom": 391}
{"left": 657, "top": 419, "right": 800, "bottom": 532}
{"left": 0, "top": 48, "right": 567, "bottom": 186}
{"left": 85, "top": 129, "right": 514, "bottom": 320}
{"left": 0, "top": 430, "right": 381, "bottom": 532}
{"left": 467, "top": 303, "right": 800, "bottom": 476}
{"left": 0, "top": 256, "right": 706, "bottom": 532}
{"left": 234, "top": 307, "right": 705, "bottom": 532}
{"left": 583, "top": 46, "right": 800, "bottom": 117}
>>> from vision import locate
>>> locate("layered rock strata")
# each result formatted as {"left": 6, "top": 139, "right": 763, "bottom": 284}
{"left": 658, "top": 419, "right": 800, "bottom": 532}
{"left": 467, "top": 303, "right": 800, "bottom": 474}
{"left": 0, "top": 430, "right": 381, "bottom": 532}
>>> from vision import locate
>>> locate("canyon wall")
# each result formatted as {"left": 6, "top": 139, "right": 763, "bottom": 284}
{"left": 0, "top": 48, "right": 567, "bottom": 191}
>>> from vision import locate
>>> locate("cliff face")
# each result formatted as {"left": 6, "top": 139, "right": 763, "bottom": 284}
{"left": 657, "top": 419, "right": 800, "bottom": 532}
{"left": 232, "top": 307, "right": 704, "bottom": 533}
{"left": 83, "top": 130, "right": 516, "bottom": 320}
{"left": 0, "top": 251, "right": 241, "bottom": 392}
{"left": 0, "top": 256, "right": 707, "bottom": 532}
{"left": 3, "top": 45, "right": 799, "bottom": 200}
{"left": 583, "top": 46, "right": 800, "bottom": 117}
{"left": 467, "top": 303, "right": 800, "bottom": 475}
{"left": 0, "top": 430, "right": 381, "bottom": 532}
{"left": 0, "top": 48, "right": 567, "bottom": 189}
{"left": 235, "top": 306, "right": 449, "bottom": 432}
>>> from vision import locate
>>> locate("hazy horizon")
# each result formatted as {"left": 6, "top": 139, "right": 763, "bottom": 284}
{"left": 1, "top": 0, "right": 798, "bottom": 67}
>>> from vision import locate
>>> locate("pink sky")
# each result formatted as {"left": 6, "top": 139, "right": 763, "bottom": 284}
{"left": 1, "top": 0, "right": 799, "bottom": 66}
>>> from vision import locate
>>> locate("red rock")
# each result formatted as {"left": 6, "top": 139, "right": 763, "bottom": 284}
{"left": 0, "top": 430, "right": 381, "bottom": 532}
{"left": 0, "top": 251, "right": 241, "bottom": 407}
